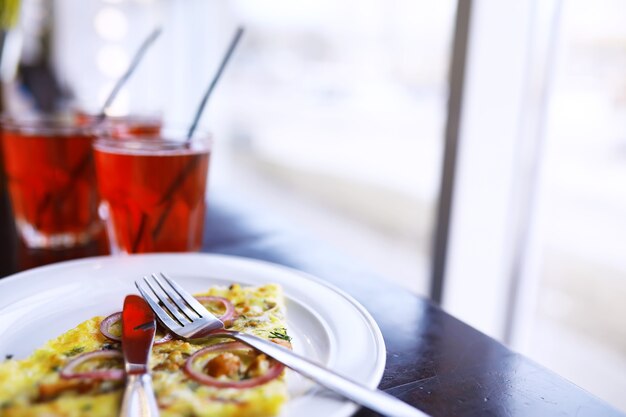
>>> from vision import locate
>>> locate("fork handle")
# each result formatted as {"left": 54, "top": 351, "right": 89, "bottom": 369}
{"left": 230, "top": 331, "right": 429, "bottom": 417}
{"left": 120, "top": 374, "right": 160, "bottom": 417}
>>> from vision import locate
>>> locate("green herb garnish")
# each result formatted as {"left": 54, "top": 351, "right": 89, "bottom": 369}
{"left": 65, "top": 346, "right": 85, "bottom": 357}
{"left": 187, "top": 381, "right": 200, "bottom": 391}
{"left": 81, "top": 404, "right": 93, "bottom": 411}
{"left": 269, "top": 328, "right": 292, "bottom": 342}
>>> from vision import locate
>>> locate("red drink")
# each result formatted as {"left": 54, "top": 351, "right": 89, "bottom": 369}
{"left": 74, "top": 112, "right": 162, "bottom": 138}
{"left": 0, "top": 116, "right": 102, "bottom": 248}
{"left": 106, "top": 117, "right": 161, "bottom": 138}
{"left": 94, "top": 136, "right": 210, "bottom": 253}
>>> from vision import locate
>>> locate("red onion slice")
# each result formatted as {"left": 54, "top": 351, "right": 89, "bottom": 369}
{"left": 99, "top": 312, "right": 172, "bottom": 344}
{"left": 184, "top": 342, "right": 284, "bottom": 388}
{"left": 99, "top": 312, "right": 122, "bottom": 341}
{"left": 60, "top": 350, "right": 125, "bottom": 381}
{"left": 195, "top": 296, "right": 236, "bottom": 326}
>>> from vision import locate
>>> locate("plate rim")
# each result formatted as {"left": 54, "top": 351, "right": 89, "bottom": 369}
{"left": 0, "top": 252, "right": 386, "bottom": 416}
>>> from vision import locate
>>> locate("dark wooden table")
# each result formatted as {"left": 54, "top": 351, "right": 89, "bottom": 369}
{"left": 0, "top": 191, "right": 622, "bottom": 417}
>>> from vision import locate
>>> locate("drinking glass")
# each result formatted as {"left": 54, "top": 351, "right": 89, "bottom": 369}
{"left": 0, "top": 115, "right": 102, "bottom": 248}
{"left": 93, "top": 131, "right": 211, "bottom": 253}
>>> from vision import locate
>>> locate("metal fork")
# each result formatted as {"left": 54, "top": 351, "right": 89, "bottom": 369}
{"left": 135, "top": 273, "right": 429, "bottom": 417}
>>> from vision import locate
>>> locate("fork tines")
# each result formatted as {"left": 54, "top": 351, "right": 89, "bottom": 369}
{"left": 135, "top": 272, "right": 217, "bottom": 331}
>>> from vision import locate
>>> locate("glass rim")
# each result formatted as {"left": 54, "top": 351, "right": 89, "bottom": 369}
{"left": 0, "top": 113, "right": 93, "bottom": 137}
{"left": 94, "top": 126, "right": 212, "bottom": 141}
{"left": 77, "top": 112, "right": 162, "bottom": 125}
{"left": 93, "top": 131, "right": 212, "bottom": 155}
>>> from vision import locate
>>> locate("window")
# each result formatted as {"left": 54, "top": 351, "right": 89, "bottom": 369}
{"left": 200, "top": 0, "right": 457, "bottom": 294}
{"left": 526, "top": 0, "right": 626, "bottom": 410}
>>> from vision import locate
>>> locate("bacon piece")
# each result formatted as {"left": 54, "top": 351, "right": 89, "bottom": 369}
{"left": 246, "top": 354, "right": 270, "bottom": 378}
{"left": 271, "top": 338, "right": 292, "bottom": 350}
{"left": 37, "top": 379, "right": 98, "bottom": 401}
{"left": 204, "top": 352, "right": 241, "bottom": 378}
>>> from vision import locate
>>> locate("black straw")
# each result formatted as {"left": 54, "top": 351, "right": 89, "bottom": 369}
{"left": 98, "top": 27, "right": 163, "bottom": 120}
{"left": 186, "top": 26, "right": 244, "bottom": 140}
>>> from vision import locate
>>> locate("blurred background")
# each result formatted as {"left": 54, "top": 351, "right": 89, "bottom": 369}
{"left": 1, "top": 0, "right": 625, "bottom": 411}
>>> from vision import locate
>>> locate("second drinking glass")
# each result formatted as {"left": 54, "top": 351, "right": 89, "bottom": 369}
{"left": 93, "top": 131, "right": 211, "bottom": 254}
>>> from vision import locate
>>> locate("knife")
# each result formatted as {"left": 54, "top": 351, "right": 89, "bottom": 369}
{"left": 120, "top": 295, "right": 160, "bottom": 417}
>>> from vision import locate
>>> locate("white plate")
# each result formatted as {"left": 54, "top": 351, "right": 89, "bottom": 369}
{"left": 0, "top": 253, "right": 385, "bottom": 417}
